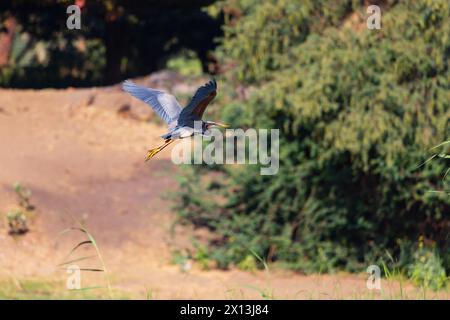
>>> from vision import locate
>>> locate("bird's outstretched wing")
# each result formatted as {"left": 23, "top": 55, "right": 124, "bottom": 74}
{"left": 122, "top": 80, "right": 182, "bottom": 125}
{"left": 180, "top": 79, "right": 217, "bottom": 120}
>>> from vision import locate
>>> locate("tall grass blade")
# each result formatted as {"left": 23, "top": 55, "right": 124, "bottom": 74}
{"left": 58, "top": 218, "right": 113, "bottom": 299}
{"left": 70, "top": 286, "right": 105, "bottom": 291}
{"left": 249, "top": 248, "right": 269, "bottom": 272}
{"left": 416, "top": 154, "right": 437, "bottom": 169}
{"left": 429, "top": 140, "right": 450, "bottom": 150}
{"left": 68, "top": 240, "right": 93, "bottom": 256}
{"left": 58, "top": 255, "right": 97, "bottom": 266}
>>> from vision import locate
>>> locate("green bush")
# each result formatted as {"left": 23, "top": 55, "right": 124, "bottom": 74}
{"left": 408, "top": 237, "right": 448, "bottom": 290}
{"left": 6, "top": 210, "right": 28, "bottom": 235}
{"left": 166, "top": 49, "right": 203, "bottom": 78}
{"left": 174, "top": 0, "right": 450, "bottom": 277}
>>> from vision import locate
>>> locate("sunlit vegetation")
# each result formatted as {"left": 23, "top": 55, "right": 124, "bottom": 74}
{"left": 174, "top": 0, "right": 449, "bottom": 290}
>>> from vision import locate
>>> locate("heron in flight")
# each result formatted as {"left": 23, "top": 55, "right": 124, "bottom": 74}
{"left": 122, "top": 79, "right": 228, "bottom": 160}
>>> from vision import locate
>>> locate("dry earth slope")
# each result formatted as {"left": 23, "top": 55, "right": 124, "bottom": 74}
{"left": 0, "top": 73, "right": 444, "bottom": 299}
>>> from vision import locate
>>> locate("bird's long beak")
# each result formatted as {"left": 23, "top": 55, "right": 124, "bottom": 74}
{"left": 214, "top": 122, "right": 230, "bottom": 128}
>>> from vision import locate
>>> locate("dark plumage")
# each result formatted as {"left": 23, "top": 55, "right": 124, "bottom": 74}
{"left": 122, "top": 79, "right": 228, "bottom": 160}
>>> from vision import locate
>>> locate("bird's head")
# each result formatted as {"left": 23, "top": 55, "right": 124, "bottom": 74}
{"left": 204, "top": 121, "right": 230, "bottom": 129}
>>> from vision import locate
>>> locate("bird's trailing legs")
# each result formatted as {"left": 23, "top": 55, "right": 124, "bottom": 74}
{"left": 145, "top": 139, "right": 175, "bottom": 161}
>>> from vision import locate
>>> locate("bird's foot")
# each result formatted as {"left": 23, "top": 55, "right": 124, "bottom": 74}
{"left": 145, "top": 147, "right": 161, "bottom": 161}
{"left": 144, "top": 139, "right": 174, "bottom": 161}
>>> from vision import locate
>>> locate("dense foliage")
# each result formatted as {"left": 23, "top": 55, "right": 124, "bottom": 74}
{"left": 0, "top": 0, "right": 221, "bottom": 87}
{"left": 174, "top": 0, "right": 450, "bottom": 281}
